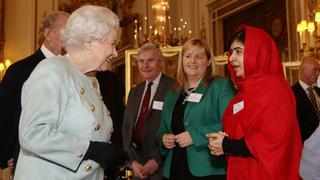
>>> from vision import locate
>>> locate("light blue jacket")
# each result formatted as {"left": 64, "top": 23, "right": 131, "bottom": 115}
{"left": 14, "top": 57, "right": 113, "bottom": 180}
{"left": 300, "top": 124, "right": 320, "bottom": 179}
{"left": 156, "top": 77, "right": 235, "bottom": 178}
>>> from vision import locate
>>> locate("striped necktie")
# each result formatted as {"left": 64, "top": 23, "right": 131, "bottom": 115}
{"left": 307, "top": 86, "right": 320, "bottom": 121}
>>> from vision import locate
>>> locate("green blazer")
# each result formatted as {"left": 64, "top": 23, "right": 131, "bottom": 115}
{"left": 156, "top": 77, "right": 235, "bottom": 178}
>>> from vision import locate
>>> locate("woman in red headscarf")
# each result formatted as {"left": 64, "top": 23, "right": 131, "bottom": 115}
{"left": 207, "top": 25, "right": 302, "bottom": 179}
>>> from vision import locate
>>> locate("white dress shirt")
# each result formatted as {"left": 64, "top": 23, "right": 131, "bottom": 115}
{"left": 135, "top": 73, "right": 162, "bottom": 125}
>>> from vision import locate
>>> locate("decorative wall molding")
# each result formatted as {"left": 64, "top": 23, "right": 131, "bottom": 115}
{"left": 59, "top": 0, "right": 113, "bottom": 12}
{"left": 208, "top": 0, "right": 298, "bottom": 61}
{"left": 0, "top": 0, "right": 4, "bottom": 62}
{"left": 286, "top": 0, "right": 298, "bottom": 61}
{"left": 223, "top": 0, "right": 287, "bottom": 58}
{"left": 207, "top": 0, "right": 262, "bottom": 55}
{"left": 59, "top": 0, "right": 138, "bottom": 69}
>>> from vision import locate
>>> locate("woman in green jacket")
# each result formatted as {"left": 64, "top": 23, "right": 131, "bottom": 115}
{"left": 156, "top": 38, "right": 235, "bottom": 180}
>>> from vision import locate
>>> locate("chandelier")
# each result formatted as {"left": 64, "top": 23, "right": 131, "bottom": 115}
{"left": 296, "top": 7, "right": 320, "bottom": 58}
{"left": 133, "top": 0, "right": 191, "bottom": 48}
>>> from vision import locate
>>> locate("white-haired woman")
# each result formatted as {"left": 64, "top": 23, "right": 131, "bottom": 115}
{"left": 14, "top": 5, "right": 127, "bottom": 180}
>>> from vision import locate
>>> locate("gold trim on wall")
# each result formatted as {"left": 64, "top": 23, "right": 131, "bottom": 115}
{"left": 0, "top": 0, "right": 4, "bottom": 62}
{"left": 282, "top": 61, "right": 301, "bottom": 85}
{"left": 214, "top": 54, "right": 228, "bottom": 65}
{"left": 212, "top": 54, "right": 300, "bottom": 85}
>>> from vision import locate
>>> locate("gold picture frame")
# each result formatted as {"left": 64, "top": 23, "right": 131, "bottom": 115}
{"left": 282, "top": 61, "right": 301, "bottom": 85}
{"left": 205, "top": 53, "right": 301, "bottom": 85}
{"left": 125, "top": 46, "right": 182, "bottom": 102}
{"left": 212, "top": 53, "right": 301, "bottom": 85}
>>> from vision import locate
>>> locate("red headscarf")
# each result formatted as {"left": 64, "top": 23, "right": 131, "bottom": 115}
{"left": 223, "top": 25, "right": 302, "bottom": 180}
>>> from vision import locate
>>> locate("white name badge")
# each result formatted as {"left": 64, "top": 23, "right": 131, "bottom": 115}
{"left": 233, "top": 101, "right": 244, "bottom": 114}
{"left": 152, "top": 101, "right": 164, "bottom": 110}
{"left": 187, "top": 93, "right": 203, "bottom": 103}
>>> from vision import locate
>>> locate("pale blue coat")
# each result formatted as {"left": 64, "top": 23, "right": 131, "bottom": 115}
{"left": 300, "top": 124, "right": 320, "bottom": 179}
{"left": 14, "top": 57, "right": 113, "bottom": 180}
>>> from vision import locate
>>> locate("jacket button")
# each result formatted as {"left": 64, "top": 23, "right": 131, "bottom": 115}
{"left": 92, "top": 79, "right": 98, "bottom": 89}
{"left": 90, "top": 104, "right": 95, "bottom": 112}
{"left": 185, "top": 122, "right": 189, "bottom": 126}
{"left": 80, "top": 88, "right": 85, "bottom": 95}
{"left": 94, "top": 124, "right": 100, "bottom": 131}
{"left": 84, "top": 164, "right": 92, "bottom": 171}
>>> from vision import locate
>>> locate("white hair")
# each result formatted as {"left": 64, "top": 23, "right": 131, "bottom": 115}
{"left": 61, "top": 5, "right": 120, "bottom": 51}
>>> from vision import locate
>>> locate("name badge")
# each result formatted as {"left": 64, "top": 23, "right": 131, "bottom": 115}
{"left": 152, "top": 101, "right": 163, "bottom": 110}
{"left": 233, "top": 101, "right": 244, "bottom": 114}
{"left": 187, "top": 93, "right": 203, "bottom": 103}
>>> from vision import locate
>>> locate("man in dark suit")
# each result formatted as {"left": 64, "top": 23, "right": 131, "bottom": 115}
{"left": 0, "top": 11, "right": 69, "bottom": 170}
{"left": 292, "top": 56, "right": 320, "bottom": 142}
{"left": 122, "top": 43, "right": 174, "bottom": 180}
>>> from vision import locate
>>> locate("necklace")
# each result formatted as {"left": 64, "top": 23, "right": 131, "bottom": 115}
{"left": 182, "top": 87, "right": 196, "bottom": 105}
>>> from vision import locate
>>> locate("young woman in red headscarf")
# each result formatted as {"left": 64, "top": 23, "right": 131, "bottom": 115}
{"left": 207, "top": 25, "right": 302, "bottom": 179}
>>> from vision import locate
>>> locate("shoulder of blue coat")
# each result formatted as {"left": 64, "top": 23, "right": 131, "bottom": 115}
{"left": 37, "top": 57, "right": 69, "bottom": 68}
{"left": 35, "top": 57, "right": 79, "bottom": 76}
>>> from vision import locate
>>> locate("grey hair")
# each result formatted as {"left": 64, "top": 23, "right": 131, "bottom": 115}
{"left": 61, "top": 5, "right": 120, "bottom": 51}
{"left": 137, "top": 43, "right": 164, "bottom": 61}
{"left": 42, "top": 11, "right": 70, "bottom": 29}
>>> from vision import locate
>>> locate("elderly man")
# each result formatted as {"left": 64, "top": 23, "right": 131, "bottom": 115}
{"left": 0, "top": 11, "right": 69, "bottom": 170}
{"left": 292, "top": 56, "right": 320, "bottom": 142}
{"left": 122, "top": 43, "right": 174, "bottom": 180}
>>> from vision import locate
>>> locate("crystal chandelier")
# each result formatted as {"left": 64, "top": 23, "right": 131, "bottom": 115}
{"left": 133, "top": 0, "right": 191, "bottom": 48}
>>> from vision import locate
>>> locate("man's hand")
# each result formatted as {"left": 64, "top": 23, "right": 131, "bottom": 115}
{"left": 7, "top": 158, "right": 14, "bottom": 169}
{"left": 141, "top": 159, "right": 159, "bottom": 176}
{"left": 132, "top": 161, "right": 147, "bottom": 179}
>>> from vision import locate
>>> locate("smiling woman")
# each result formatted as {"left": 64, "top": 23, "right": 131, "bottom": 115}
{"left": 14, "top": 5, "right": 128, "bottom": 180}
{"left": 156, "top": 38, "right": 235, "bottom": 180}
{"left": 61, "top": 5, "right": 121, "bottom": 73}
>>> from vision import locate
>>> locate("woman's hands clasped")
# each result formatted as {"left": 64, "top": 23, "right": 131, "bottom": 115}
{"left": 207, "top": 131, "right": 227, "bottom": 156}
{"left": 162, "top": 131, "right": 193, "bottom": 149}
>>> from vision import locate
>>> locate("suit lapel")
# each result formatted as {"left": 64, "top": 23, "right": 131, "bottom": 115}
{"left": 32, "top": 49, "right": 46, "bottom": 64}
{"left": 145, "top": 75, "right": 168, "bottom": 118}
{"left": 297, "top": 83, "right": 309, "bottom": 99}
{"left": 130, "top": 83, "right": 145, "bottom": 131}
{"left": 296, "top": 83, "right": 315, "bottom": 108}
{"left": 152, "top": 75, "right": 169, "bottom": 101}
